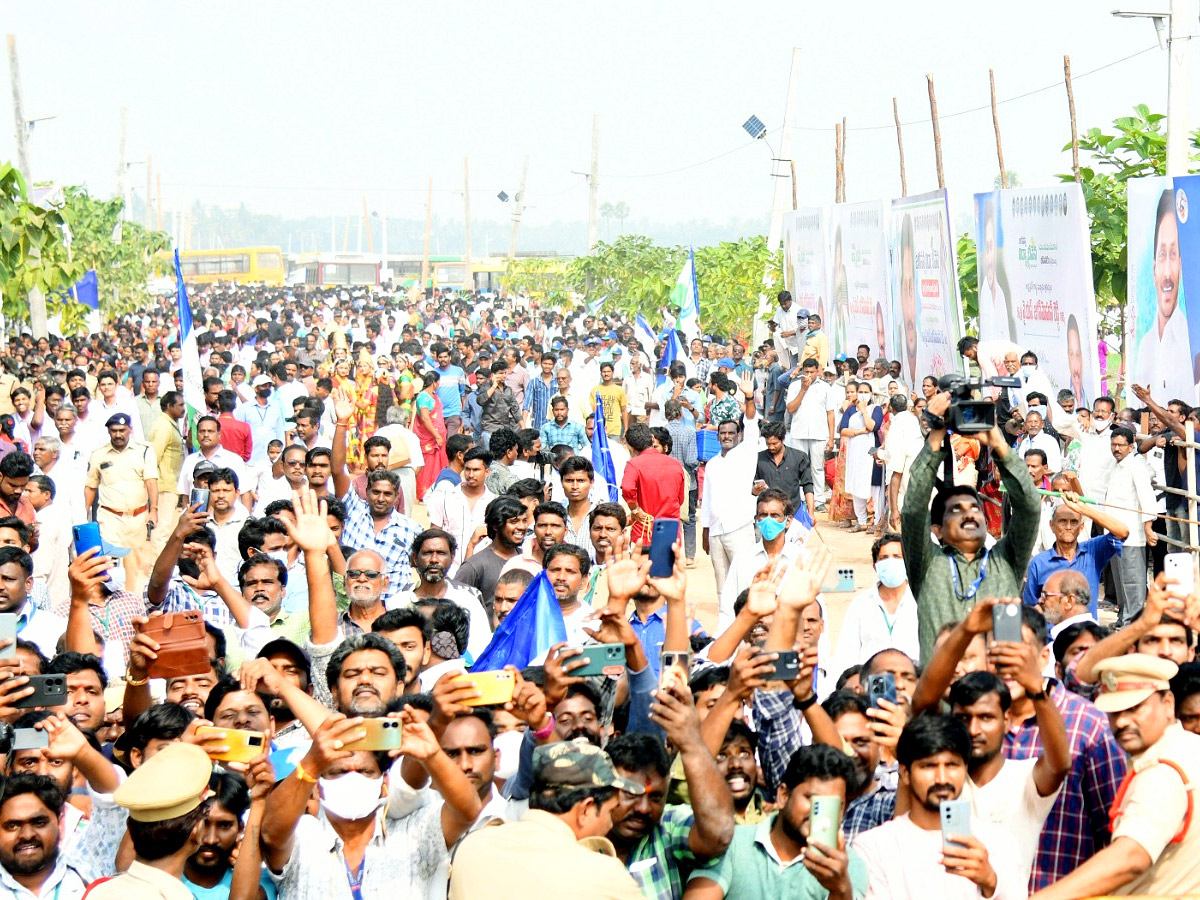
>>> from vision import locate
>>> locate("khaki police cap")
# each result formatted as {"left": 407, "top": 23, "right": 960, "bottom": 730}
{"left": 1093, "top": 653, "right": 1179, "bottom": 713}
{"left": 113, "top": 741, "right": 212, "bottom": 822}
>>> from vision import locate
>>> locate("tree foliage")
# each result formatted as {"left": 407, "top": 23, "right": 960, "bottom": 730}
{"left": 59, "top": 186, "right": 172, "bottom": 326}
{"left": 532, "top": 234, "right": 781, "bottom": 338}
{"left": 0, "top": 164, "right": 82, "bottom": 327}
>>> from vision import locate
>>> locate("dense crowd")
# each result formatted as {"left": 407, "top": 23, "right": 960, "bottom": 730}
{"left": 0, "top": 278, "right": 1191, "bottom": 900}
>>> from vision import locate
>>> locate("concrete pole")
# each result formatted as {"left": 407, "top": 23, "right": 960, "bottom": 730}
{"left": 587, "top": 115, "right": 600, "bottom": 252}
{"left": 145, "top": 155, "right": 153, "bottom": 228}
{"left": 463, "top": 157, "right": 472, "bottom": 293}
{"left": 6, "top": 36, "right": 30, "bottom": 180}
{"left": 1166, "top": 0, "right": 1195, "bottom": 175}
{"left": 420, "top": 177, "right": 433, "bottom": 295}
{"left": 509, "top": 155, "right": 530, "bottom": 259}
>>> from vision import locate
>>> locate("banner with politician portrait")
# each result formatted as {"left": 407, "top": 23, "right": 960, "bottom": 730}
{"left": 829, "top": 200, "right": 890, "bottom": 365}
{"left": 888, "top": 189, "right": 964, "bottom": 386}
{"left": 1127, "top": 175, "right": 1199, "bottom": 405}
{"left": 973, "top": 185, "right": 1100, "bottom": 406}
{"left": 781, "top": 207, "right": 829, "bottom": 366}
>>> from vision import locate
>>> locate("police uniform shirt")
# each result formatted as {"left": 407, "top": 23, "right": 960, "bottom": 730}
{"left": 85, "top": 442, "right": 158, "bottom": 511}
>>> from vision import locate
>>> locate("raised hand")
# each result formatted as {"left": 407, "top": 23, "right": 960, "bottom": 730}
{"left": 399, "top": 707, "right": 442, "bottom": 761}
{"left": 605, "top": 541, "right": 650, "bottom": 605}
{"left": 649, "top": 681, "right": 703, "bottom": 752}
{"left": 332, "top": 389, "right": 355, "bottom": 423}
{"left": 38, "top": 712, "right": 89, "bottom": 761}
{"left": 302, "top": 713, "right": 365, "bottom": 777}
{"left": 646, "top": 536, "right": 687, "bottom": 607}
{"left": 745, "top": 561, "right": 781, "bottom": 619}
{"left": 778, "top": 543, "right": 832, "bottom": 611}
{"left": 173, "top": 502, "right": 209, "bottom": 538}
{"left": 285, "top": 489, "right": 333, "bottom": 555}
{"left": 68, "top": 548, "right": 114, "bottom": 606}
{"left": 179, "top": 542, "right": 224, "bottom": 592}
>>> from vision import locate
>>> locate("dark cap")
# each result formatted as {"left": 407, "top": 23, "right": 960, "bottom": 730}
{"left": 105, "top": 413, "right": 132, "bottom": 428}
{"left": 257, "top": 638, "right": 312, "bottom": 685}
{"left": 532, "top": 739, "right": 644, "bottom": 795}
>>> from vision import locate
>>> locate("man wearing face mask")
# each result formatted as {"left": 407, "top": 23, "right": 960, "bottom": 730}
{"left": 718, "top": 490, "right": 803, "bottom": 632}
{"left": 261, "top": 708, "right": 483, "bottom": 900}
{"left": 1075, "top": 396, "right": 1116, "bottom": 500}
{"left": 235, "top": 375, "right": 286, "bottom": 470}
{"left": 833, "top": 533, "right": 918, "bottom": 679}
{"left": 450, "top": 741, "right": 646, "bottom": 900}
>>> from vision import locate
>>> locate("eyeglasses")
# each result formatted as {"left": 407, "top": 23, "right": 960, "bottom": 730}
{"left": 1039, "top": 590, "right": 1066, "bottom": 600}
{"left": 715, "top": 748, "right": 754, "bottom": 763}
{"left": 346, "top": 569, "right": 382, "bottom": 580}
{"left": 284, "top": 459, "right": 305, "bottom": 467}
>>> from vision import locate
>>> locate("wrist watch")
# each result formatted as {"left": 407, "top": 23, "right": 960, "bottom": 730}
{"left": 1027, "top": 680, "right": 1049, "bottom": 702}
{"left": 792, "top": 693, "right": 818, "bottom": 711}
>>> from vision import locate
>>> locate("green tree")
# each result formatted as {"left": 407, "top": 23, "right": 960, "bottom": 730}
{"left": 956, "top": 232, "right": 978, "bottom": 332}
{"left": 59, "top": 186, "right": 172, "bottom": 326}
{"left": 0, "top": 164, "right": 82, "bottom": 332}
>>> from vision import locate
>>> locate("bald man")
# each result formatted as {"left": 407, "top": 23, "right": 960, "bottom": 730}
{"left": 339, "top": 549, "right": 390, "bottom": 637}
{"left": 1039, "top": 569, "right": 1098, "bottom": 639}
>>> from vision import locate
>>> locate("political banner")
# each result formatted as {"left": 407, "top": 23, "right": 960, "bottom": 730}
{"left": 781, "top": 208, "right": 829, "bottom": 368}
{"left": 1127, "top": 176, "right": 1199, "bottom": 404}
{"left": 889, "top": 190, "right": 964, "bottom": 386}
{"left": 829, "top": 200, "right": 890, "bottom": 365}
{"left": 973, "top": 185, "right": 1100, "bottom": 406}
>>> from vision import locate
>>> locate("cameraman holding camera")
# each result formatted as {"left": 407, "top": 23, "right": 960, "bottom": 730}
{"left": 901, "top": 389, "right": 1040, "bottom": 665}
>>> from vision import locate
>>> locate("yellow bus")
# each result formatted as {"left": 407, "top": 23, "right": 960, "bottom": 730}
{"left": 177, "top": 247, "right": 285, "bottom": 285}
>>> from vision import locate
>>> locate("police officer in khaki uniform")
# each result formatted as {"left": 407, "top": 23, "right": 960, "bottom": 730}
{"left": 1028, "top": 653, "right": 1200, "bottom": 899}
{"left": 85, "top": 741, "right": 212, "bottom": 900}
{"left": 83, "top": 413, "right": 158, "bottom": 595}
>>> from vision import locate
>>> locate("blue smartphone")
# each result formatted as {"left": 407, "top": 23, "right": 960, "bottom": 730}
{"left": 648, "top": 518, "right": 680, "bottom": 578}
{"left": 867, "top": 672, "right": 897, "bottom": 708}
{"left": 72, "top": 523, "right": 103, "bottom": 559}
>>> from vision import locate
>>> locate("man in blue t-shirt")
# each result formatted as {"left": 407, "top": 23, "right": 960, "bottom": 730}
{"left": 182, "top": 769, "right": 277, "bottom": 900}
{"left": 433, "top": 342, "right": 467, "bottom": 436}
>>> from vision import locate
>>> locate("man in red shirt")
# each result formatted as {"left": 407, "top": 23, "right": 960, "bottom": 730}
{"left": 0, "top": 450, "right": 35, "bottom": 525}
{"left": 216, "top": 391, "right": 252, "bottom": 462}
{"left": 621, "top": 423, "right": 685, "bottom": 546}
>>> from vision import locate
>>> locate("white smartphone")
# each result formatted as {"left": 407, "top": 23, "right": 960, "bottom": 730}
{"left": 940, "top": 799, "right": 971, "bottom": 850}
{"left": 1164, "top": 553, "right": 1196, "bottom": 599}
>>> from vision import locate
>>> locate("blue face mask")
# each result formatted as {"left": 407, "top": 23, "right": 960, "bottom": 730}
{"left": 806, "top": 328, "right": 820, "bottom": 338}
{"left": 757, "top": 516, "right": 787, "bottom": 542}
{"left": 875, "top": 557, "right": 907, "bottom": 589}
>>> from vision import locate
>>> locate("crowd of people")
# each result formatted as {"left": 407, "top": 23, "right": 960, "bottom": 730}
{"left": 0, "top": 280, "right": 1191, "bottom": 899}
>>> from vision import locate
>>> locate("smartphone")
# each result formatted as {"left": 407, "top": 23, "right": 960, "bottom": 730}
{"left": 340, "top": 717, "right": 404, "bottom": 753}
{"left": 572, "top": 644, "right": 626, "bottom": 678}
{"left": 659, "top": 650, "right": 692, "bottom": 692}
{"left": 809, "top": 795, "right": 842, "bottom": 849}
{"left": 867, "top": 673, "right": 897, "bottom": 708}
{"left": 1165, "top": 553, "right": 1196, "bottom": 599}
{"left": 755, "top": 649, "right": 800, "bottom": 681}
{"left": 454, "top": 670, "right": 516, "bottom": 707}
{"left": 12, "top": 728, "right": 48, "bottom": 751}
{"left": 189, "top": 488, "right": 210, "bottom": 515}
{"left": 14, "top": 674, "right": 67, "bottom": 709}
{"left": 940, "top": 799, "right": 971, "bottom": 850}
{"left": 193, "top": 726, "right": 267, "bottom": 764}
{"left": 138, "top": 612, "right": 210, "bottom": 680}
{"left": 992, "top": 602, "right": 1023, "bottom": 643}
{"left": 648, "top": 518, "right": 680, "bottom": 578}
{"left": 0, "top": 613, "right": 15, "bottom": 659}
{"left": 71, "top": 522, "right": 103, "bottom": 560}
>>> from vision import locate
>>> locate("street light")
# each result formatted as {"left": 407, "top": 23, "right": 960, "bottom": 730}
{"left": 1111, "top": 8, "right": 1168, "bottom": 47}
{"left": 1112, "top": 1, "right": 1195, "bottom": 173}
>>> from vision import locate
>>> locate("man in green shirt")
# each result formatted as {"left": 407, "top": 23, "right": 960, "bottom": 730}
{"left": 901, "top": 389, "right": 1039, "bottom": 665}
{"left": 685, "top": 744, "right": 867, "bottom": 899}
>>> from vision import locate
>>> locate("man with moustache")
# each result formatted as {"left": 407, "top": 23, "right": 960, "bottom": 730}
{"left": 337, "top": 549, "right": 390, "bottom": 637}
{"left": 182, "top": 770, "right": 276, "bottom": 900}
{"left": 389, "top": 529, "right": 491, "bottom": 660}
{"left": 0, "top": 776, "right": 90, "bottom": 900}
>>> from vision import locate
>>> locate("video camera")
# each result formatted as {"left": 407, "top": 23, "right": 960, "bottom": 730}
{"left": 937, "top": 373, "right": 1023, "bottom": 434}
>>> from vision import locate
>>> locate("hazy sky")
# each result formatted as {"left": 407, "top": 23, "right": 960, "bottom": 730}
{"left": 4, "top": 1, "right": 1189, "bottom": 240}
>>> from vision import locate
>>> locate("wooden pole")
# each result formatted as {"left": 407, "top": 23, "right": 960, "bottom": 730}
{"left": 834, "top": 123, "right": 843, "bottom": 203}
{"left": 841, "top": 116, "right": 848, "bottom": 201}
{"left": 927, "top": 74, "right": 945, "bottom": 190}
{"left": 144, "top": 155, "right": 153, "bottom": 228}
{"left": 155, "top": 173, "right": 162, "bottom": 231}
{"left": 587, "top": 115, "right": 600, "bottom": 251}
{"left": 989, "top": 69, "right": 1007, "bottom": 189}
{"left": 361, "top": 194, "right": 373, "bottom": 254}
{"left": 790, "top": 159, "right": 798, "bottom": 210}
{"left": 1064, "top": 55, "right": 1081, "bottom": 183}
{"left": 893, "top": 97, "right": 907, "bottom": 198}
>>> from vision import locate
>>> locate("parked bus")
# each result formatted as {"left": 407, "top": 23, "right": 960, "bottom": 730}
{"left": 177, "top": 247, "right": 285, "bottom": 285}
{"left": 300, "top": 253, "right": 381, "bottom": 287}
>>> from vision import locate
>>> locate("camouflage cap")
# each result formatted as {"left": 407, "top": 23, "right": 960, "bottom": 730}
{"left": 532, "top": 739, "right": 644, "bottom": 795}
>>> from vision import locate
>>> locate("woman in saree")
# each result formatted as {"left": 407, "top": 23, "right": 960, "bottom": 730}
{"left": 353, "top": 356, "right": 380, "bottom": 455}
{"left": 413, "top": 370, "right": 448, "bottom": 500}
{"left": 331, "top": 357, "right": 360, "bottom": 466}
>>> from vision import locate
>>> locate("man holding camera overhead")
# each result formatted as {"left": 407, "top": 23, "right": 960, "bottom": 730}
{"left": 900, "top": 390, "right": 1040, "bottom": 665}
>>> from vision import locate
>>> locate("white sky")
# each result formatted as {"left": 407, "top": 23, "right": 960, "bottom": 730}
{"left": 3, "top": 1, "right": 1190, "bottom": 238}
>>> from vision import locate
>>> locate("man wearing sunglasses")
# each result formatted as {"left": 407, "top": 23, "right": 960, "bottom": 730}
{"left": 338, "top": 548, "right": 390, "bottom": 637}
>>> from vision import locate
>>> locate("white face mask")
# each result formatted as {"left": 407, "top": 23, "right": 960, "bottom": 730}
{"left": 1020, "top": 364, "right": 1036, "bottom": 380}
{"left": 1093, "top": 416, "right": 1112, "bottom": 433}
{"left": 319, "top": 772, "right": 384, "bottom": 821}
{"left": 492, "top": 730, "right": 525, "bottom": 782}
{"left": 266, "top": 549, "right": 289, "bottom": 568}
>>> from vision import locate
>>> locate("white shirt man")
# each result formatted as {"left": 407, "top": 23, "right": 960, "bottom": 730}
{"left": 176, "top": 446, "right": 248, "bottom": 498}
{"left": 880, "top": 406, "right": 924, "bottom": 513}
{"left": 1075, "top": 421, "right": 1116, "bottom": 501}
{"left": 1135, "top": 299, "right": 1194, "bottom": 401}
{"left": 30, "top": 486, "right": 71, "bottom": 607}
{"left": 623, "top": 364, "right": 655, "bottom": 420}
{"left": 425, "top": 486, "right": 497, "bottom": 570}
{"left": 1014, "top": 427, "right": 1062, "bottom": 473}
{"left": 700, "top": 407, "right": 761, "bottom": 595}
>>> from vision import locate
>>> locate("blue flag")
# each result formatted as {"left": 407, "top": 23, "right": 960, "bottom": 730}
{"left": 657, "top": 329, "right": 684, "bottom": 387}
{"left": 592, "top": 391, "right": 619, "bottom": 502}
{"left": 174, "top": 250, "right": 207, "bottom": 435}
{"left": 71, "top": 270, "right": 99, "bottom": 310}
{"left": 471, "top": 571, "right": 566, "bottom": 671}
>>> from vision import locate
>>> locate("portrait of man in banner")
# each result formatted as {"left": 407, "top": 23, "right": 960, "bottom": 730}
{"left": 979, "top": 196, "right": 1017, "bottom": 344}
{"left": 1134, "top": 188, "right": 1194, "bottom": 400}
{"left": 898, "top": 213, "right": 919, "bottom": 384}
{"left": 1066, "top": 313, "right": 1089, "bottom": 409}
